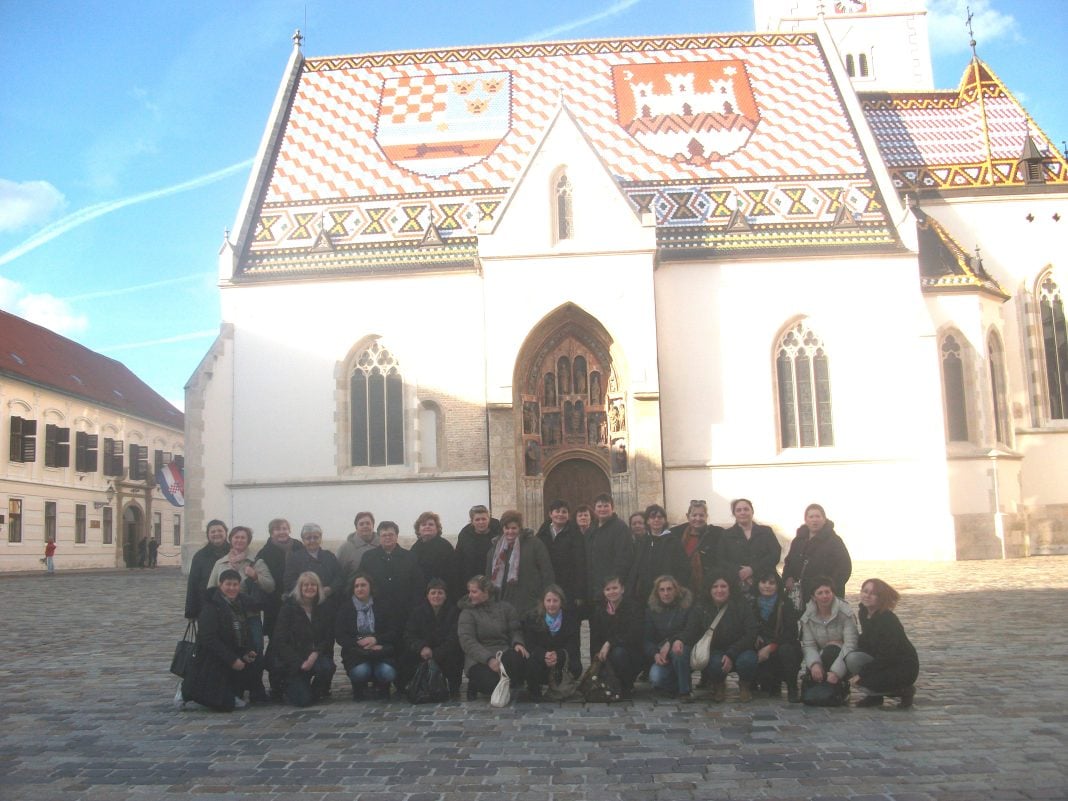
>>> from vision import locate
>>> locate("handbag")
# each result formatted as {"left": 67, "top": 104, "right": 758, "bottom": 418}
{"left": 407, "top": 659, "right": 450, "bottom": 704}
{"left": 545, "top": 652, "right": 579, "bottom": 702}
{"left": 170, "top": 620, "right": 197, "bottom": 678}
{"left": 489, "top": 650, "right": 512, "bottom": 707}
{"left": 578, "top": 656, "right": 622, "bottom": 703}
{"left": 800, "top": 675, "right": 849, "bottom": 707}
{"left": 690, "top": 606, "right": 728, "bottom": 671}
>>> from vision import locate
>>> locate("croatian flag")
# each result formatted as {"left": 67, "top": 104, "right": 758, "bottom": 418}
{"left": 157, "top": 462, "right": 185, "bottom": 507}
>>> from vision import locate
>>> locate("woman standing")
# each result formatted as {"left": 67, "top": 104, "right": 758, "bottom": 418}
{"left": 717, "top": 499, "right": 781, "bottom": 596}
{"left": 268, "top": 571, "right": 336, "bottom": 706}
{"left": 750, "top": 570, "right": 802, "bottom": 702}
{"left": 800, "top": 576, "right": 858, "bottom": 700}
{"left": 404, "top": 578, "right": 463, "bottom": 698}
{"left": 846, "top": 578, "right": 919, "bottom": 708}
{"left": 458, "top": 575, "right": 531, "bottom": 702}
{"left": 685, "top": 573, "right": 759, "bottom": 702}
{"left": 630, "top": 504, "right": 689, "bottom": 608}
{"left": 783, "top": 504, "right": 851, "bottom": 605}
{"left": 670, "top": 500, "right": 723, "bottom": 594}
{"left": 523, "top": 585, "right": 582, "bottom": 698}
{"left": 589, "top": 575, "right": 644, "bottom": 698}
{"left": 486, "top": 510, "right": 555, "bottom": 617}
{"left": 335, "top": 572, "right": 400, "bottom": 700}
{"left": 644, "top": 575, "right": 694, "bottom": 699}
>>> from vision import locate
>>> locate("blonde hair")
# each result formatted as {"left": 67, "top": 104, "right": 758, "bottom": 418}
{"left": 290, "top": 571, "right": 325, "bottom": 605}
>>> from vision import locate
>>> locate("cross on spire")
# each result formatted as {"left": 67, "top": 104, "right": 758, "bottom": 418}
{"left": 966, "top": 5, "right": 977, "bottom": 57}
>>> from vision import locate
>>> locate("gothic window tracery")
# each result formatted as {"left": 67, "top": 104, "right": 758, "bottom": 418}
{"left": 776, "top": 320, "right": 834, "bottom": 448}
{"left": 988, "top": 331, "right": 1012, "bottom": 447}
{"left": 350, "top": 341, "right": 404, "bottom": 466}
{"left": 1038, "top": 274, "right": 1068, "bottom": 419}
{"left": 940, "top": 333, "right": 970, "bottom": 442}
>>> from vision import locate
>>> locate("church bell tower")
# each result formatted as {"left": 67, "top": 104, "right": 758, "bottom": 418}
{"left": 753, "top": 0, "right": 934, "bottom": 91}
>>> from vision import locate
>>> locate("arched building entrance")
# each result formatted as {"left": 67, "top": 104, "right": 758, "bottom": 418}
{"left": 122, "top": 504, "right": 144, "bottom": 568}
{"left": 543, "top": 455, "right": 611, "bottom": 520}
{"left": 502, "top": 302, "right": 654, "bottom": 527}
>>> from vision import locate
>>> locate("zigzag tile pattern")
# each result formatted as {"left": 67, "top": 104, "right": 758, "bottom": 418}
{"left": 246, "top": 33, "right": 894, "bottom": 269}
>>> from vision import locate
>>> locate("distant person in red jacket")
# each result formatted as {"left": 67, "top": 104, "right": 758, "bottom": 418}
{"left": 44, "top": 537, "right": 57, "bottom": 575}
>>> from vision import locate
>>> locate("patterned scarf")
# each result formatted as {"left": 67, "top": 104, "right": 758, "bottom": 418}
{"left": 545, "top": 611, "right": 562, "bottom": 633}
{"left": 490, "top": 535, "right": 520, "bottom": 589}
{"left": 353, "top": 597, "right": 376, "bottom": 635}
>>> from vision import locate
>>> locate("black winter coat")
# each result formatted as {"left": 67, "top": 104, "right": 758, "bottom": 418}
{"left": 782, "top": 523, "right": 852, "bottom": 603}
{"left": 586, "top": 514, "right": 636, "bottom": 604}
{"left": 269, "top": 597, "right": 333, "bottom": 677}
{"left": 523, "top": 607, "right": 583, "bottom": 678}
{"left": 855, "top": 606, "right": 919, "bottom": 691}
{"left": 455, "top": 518, "right": 502, "bottom": 585}
{"left": 751, "top": 593, "right": 800, "bottom": 649}
{"left": 359, "top": 546, "right": 425, "bottom": 626}
{"left": 630, "top": 532, "right": 691, "bottom": 606}
{"left": 403, "top": 599, "right": 461, "bottom": 666}
{"left": 684, "top": 598, "right": 759, "bottom": 662}
{"left": 643, "top": 599, "right": 694, "bottom": 661}
{"left": 670, "top": 523, "right": 724, "bottom": 592}
{"left": 182, "top": 589, "right": 254, "bottom": 711}
{"left": 184, "top": 542, "right": 229, "bottom": 619}
{"left": 535, "top": 521, "right": 587, "bottom": 611}
{"left": 282, "top": 547, "right": 344, "bottom": 597}
{"left": 255, "top": 538, "right": 305, "bottom": 635}
{"left": 716, "top": 525, "right": 782, "bottom": 587}
{"left": 410, "top": 535, "right": 461, "bottom": 603}
{"left": 589, "top": 594, "right": 644, "bottom": 657}
{"left": 335, "top": 596, "right": 402, "bottom": 670}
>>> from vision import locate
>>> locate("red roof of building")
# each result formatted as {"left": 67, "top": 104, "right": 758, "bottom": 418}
{"left": 0, "top": 309, "right": 184, "bottom": 430}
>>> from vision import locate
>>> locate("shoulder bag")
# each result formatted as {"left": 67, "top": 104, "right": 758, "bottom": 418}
{"left": 489, "top": 650, "right": 512, "bottom": 707}
{"left": 170, "top": 620, "right": 197, "bottom": 678}
{"left": 689, "top": 606, "right": 727, "bottom": 671}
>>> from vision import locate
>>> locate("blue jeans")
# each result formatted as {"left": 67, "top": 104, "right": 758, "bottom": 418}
{"left": 702, "top": 649, "right": 758, "bottom": 683}
{"left": 347, "top": 660, "right": 397, "bottom": 687}
{"left": 285, "top": 656, "right": 336, "bottom": 707}
{"left": 649, "top": 646, "right": 693, "bottom": 695}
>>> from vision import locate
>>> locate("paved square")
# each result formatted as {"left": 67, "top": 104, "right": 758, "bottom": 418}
{"left": 1, "top": 558, "right": 1066, "bottom": 800}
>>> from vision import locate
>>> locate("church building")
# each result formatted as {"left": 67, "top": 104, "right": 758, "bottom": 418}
{"left": 186, "top": 0, "right": 1068, "bottom": 562}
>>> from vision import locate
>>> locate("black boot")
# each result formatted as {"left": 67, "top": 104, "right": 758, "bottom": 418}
{"left": 375, "top": 683, "right": 391, "bottom": 701}
{"left": 787, "top": 680, "right": 800, "bottom": 703}
{"left": 351, "top": 684, "right": 366, "bottom": 702}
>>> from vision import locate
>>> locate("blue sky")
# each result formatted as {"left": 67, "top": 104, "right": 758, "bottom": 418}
{"left": 1, "top": 0, "right": 1064, "bottom": 410}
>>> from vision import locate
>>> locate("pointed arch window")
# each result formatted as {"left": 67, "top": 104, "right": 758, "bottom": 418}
{"left": 554, "top": 172, "right": 573, "bottom": 242}
{"left": 1038, "top": 274, "right": 1068, "bottom": 419}
{"left": 940, "top": 333, "right": 970, "bottom": 442}
{"left": 988, "top": 331, "right": 1012, "bottom": 447}
{"left": 776, "top": 321, "right": 834, "bottom": 448}
{"left": 350, "top": 342, "right": 404, "bottom": 466}
{"left": 858, "top": 52, "right": 870, "bottom": 77}
{"left": 845, "top": 54, "right": 856, "bottom": 77}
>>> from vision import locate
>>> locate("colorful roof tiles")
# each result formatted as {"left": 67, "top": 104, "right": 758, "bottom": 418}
{"left": 238, "top": 32, "right": 899, "bottom": 275}
{"left": 861, "top": 58, "right": 1068, "bottom": 193}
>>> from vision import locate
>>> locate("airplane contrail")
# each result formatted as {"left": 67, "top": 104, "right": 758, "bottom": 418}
{"left": 62, "top": 273, "right": 211, "bottom": 302}
{"left": 525, "top": 0, "right": 641, "bottom": 41}
{"left": 98, "top": 329, "right": 219, "bottom": 353}
{"left": 0, "top": 158, "right": 253, "bottom": 267}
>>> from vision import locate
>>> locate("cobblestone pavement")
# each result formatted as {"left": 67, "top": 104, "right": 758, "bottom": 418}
{"left": 1, "top": 558, "right": 1066, "bottom": 801}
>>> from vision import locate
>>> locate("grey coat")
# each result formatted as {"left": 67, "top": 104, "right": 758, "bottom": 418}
{"left": 457, "top": 596, "right": 525, "bottom": 672}
{"left": 800, "top": 596, "right": 858, "bottom": 678}
{"left": 484, "top": 531, "right": 555, "bottom": 617}
{"left": 337, "top": 531, "right": 379, "bottom": 580}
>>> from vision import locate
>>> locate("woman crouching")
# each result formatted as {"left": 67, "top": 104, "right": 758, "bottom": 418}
{"left": 750, "top": 570, "right": 802, "bottom": 702}
{"left": 335, "top": 572, "right": 400, "bottom": 700}
{"left": 523, "top": 585, "right": 582, "bottom": 699}
{"left": 267, "top": 571, "right": 336, "bottom": 706}
{"left": 458, "top": 575, "right": 531, "bottom": 702}
{"left": 799, "top": 575, "right": 858, "bottom": 703}
{"left": 685, "top": 573, "right": 759, "bottom": 702}
{"left": 846, "top": 578, "right": 918, "bottom": 708}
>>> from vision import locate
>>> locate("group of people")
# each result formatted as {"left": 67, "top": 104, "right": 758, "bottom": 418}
{"left": 176, "top": 496, "right": 918, "bottom": 711}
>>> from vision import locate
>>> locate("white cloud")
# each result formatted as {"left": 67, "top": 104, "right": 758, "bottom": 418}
{"left": 0, "top": 179, "right": 67, "bottom": 233}
{"left": 0, "top": 276, "right": 88, "bottom": 335}
{"left": 927, "top": 0, "right": 1020, "bottom": 54}
{"left": 525, "top": 0, "right": 641, "bottom": 41}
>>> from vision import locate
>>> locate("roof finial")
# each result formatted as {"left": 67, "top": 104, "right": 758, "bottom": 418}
{"left": 973, "top": 244, "right": 983, "bottom": 270}
{"left": 293, "top": 28, "right": 304, "bottom": 49}
{"left": 965, "top": 5, "right": 978, "bottom": 57}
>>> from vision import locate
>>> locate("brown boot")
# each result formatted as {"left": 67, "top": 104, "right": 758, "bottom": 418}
{"left": 738, "top": 680, "right": 752, "bottom": 702}
{"left": 711, "top": 680, "right": 726, "bottom": 703}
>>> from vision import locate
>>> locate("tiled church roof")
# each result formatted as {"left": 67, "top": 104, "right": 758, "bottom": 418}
{"left": 860, "top": 58, "right": 1068, "bottom": 193}
{"left": 237, "top": 32, "right": 900, "bottom": 276}
{"left": 913, "top": 208, "right": 1006, "bottom": 298}
{"left": 0, "top": 310, "right": 184, "bottom": 429}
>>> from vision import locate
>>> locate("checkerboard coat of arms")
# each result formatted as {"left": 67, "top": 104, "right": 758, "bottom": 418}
{"left": 375, "top": 71, "right": 512, "bottom": 177}
{"left": 611, "top": 60, "right": 760, "bottom": 166}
